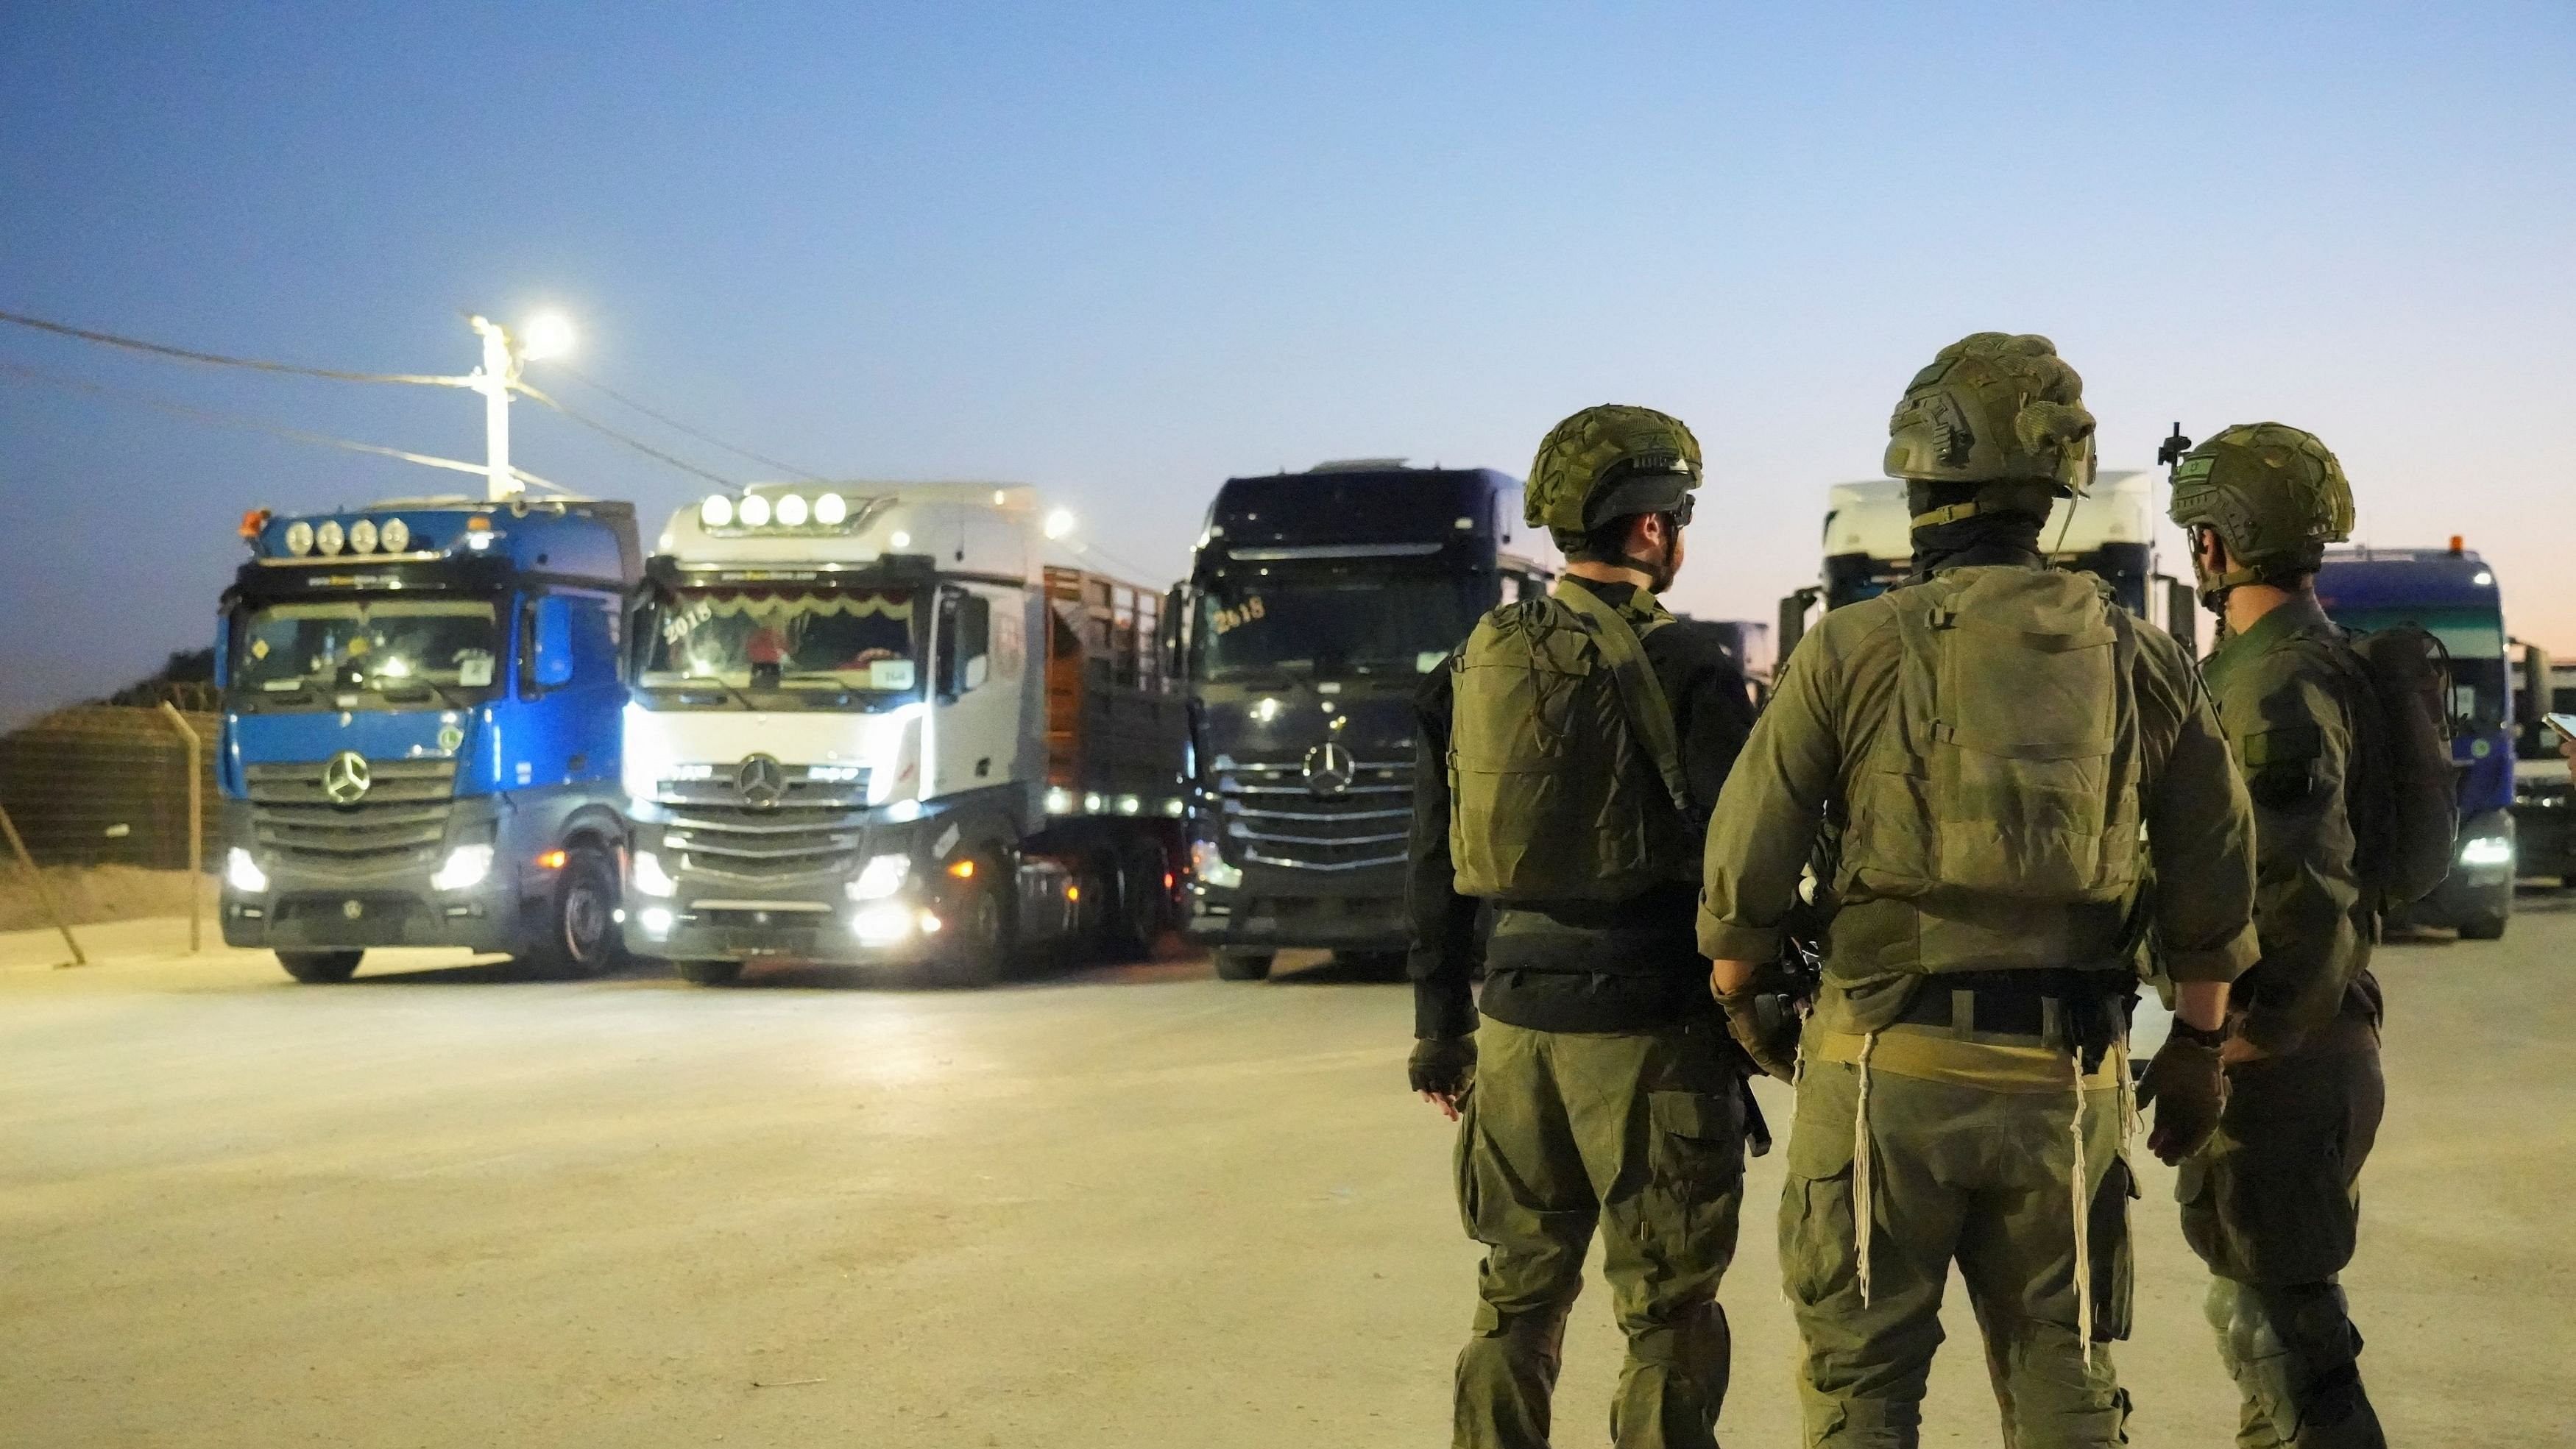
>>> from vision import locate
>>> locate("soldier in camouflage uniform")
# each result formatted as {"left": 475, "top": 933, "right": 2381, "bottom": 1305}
{"left": 1409, "top": 405, "right": 1761, "bottom": 1449}
{"left": 1699, "top": 334, "right": 2261, "bottom": 1448}
{"left": 2168, "top": 424, "right": 2391, "bottom": 1448}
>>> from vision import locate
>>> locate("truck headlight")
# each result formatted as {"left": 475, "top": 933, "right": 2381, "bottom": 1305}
{"left": 846, "top": 852, "right": 910, "bottom": 901}
{"left": 2460, "top": 835, "right": 2513, "bottom": 868}
{"left": 631, "top": 850, "right": 679, "bottom": 898}
{"left": 225, "top": 847, "right": 269, "bottom": 894}
{"left": 1191, "top": 839, "right": 1242, "bottom": 890}
{"left": 431, "top": 843, "right": 495, "bottom": 892}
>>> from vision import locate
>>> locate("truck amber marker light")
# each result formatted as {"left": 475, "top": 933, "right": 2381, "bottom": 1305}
{"left": 535, "top": 849, "right": 567, "bottom": 870}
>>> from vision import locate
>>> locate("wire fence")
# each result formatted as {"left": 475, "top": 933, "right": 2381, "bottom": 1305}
{"left": 0, "top": 701, "right": 219, "bottom": 870}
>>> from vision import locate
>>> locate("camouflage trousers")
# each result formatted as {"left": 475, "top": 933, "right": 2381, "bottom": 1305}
{"left": 1450, "top": 1017, "right": 1747, "bottom": 1449}
{"left": 1779, "top": 1052, "right": 2134, "bottom": 1448}
{"left": 2179, "top": 1044, "right": 2387, "bottom": 1449}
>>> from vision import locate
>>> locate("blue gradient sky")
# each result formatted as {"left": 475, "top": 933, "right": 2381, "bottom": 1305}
{"left": 4, "top": 2, "right": 2570, "bottom": 720}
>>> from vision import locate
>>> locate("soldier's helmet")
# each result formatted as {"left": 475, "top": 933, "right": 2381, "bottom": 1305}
{"left": 1885, "top": 333, "right": 2098, "bottom": 497}
{"left": 2168, "top": 422, "right": 2354, "bottom": 592}
{"left": 1526, "top": 405, "right": 1702, "bottom": 543}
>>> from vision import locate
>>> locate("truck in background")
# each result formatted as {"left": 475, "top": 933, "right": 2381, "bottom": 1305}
{"left": 216, "top": 495, "right": 643, "bottom": 981}
{"left": 2316, "top": 542, "right": 2540, "bottom": 938}
{"left": 620, "top": 481, "right": 1183, "bottom": 986}
{"left": 1171, "top": 461, "right": 1558, "bottom": 981}
{"left": 1775, "top": 470, "right": 2201, "bottom": 659}
{"left": 2510, "top": 659, "right": 2576, "bottom": 888}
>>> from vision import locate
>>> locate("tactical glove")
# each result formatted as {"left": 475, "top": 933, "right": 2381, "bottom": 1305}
{"left": 1716, "top": 982, "right": 1802, "bottom": 1084}
{"left": 2138, "top": 1034, "right": 2227, "bottom": 1164}
{"left": 1408, "top": 1035, "right": 1476, "bottom": 1099}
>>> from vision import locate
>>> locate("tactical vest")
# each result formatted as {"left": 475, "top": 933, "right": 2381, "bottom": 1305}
{"left": 1447, "top": 581, "right": 1696, "bottom": 903}
{"left": 1838, "top": 568, "right": 2145, "bottom": 924}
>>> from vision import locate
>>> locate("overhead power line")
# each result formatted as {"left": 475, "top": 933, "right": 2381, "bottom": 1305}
{"left": 0, "top": 361, "right": 565, "bottom": 494}
{"left": 553, "top": 363, "right": 827, "bottom": 481}
{"left": 511, "top": 380, "right": 742, "bottom": 492}
{"left": 0, "top": 308, "right": 473, "bottom": 388}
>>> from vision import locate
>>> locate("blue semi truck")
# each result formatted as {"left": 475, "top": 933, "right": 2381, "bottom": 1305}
{"left": 2315, "top": 542, "right": 2538, "bottom": 940}
{"left": 215, "top": 495, "right": 643, "bottom": 981}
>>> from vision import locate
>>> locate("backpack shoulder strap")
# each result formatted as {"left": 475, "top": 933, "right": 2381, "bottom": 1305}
{"left": 1551, "top": 581, "right": 1693, "bottom": 815}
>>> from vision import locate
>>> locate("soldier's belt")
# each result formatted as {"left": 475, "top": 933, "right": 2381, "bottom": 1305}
{"left": 1811, "top": 1027, "right": 2125, "bottom": 1094}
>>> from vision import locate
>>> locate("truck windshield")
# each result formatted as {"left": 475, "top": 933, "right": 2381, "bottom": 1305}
{"left": 1193, "top": 574, "right": 1485, "bottom": 681}
{"left": 2327, "top": 604, "right": 2508, "bottom": 729}
{"left": 641, "top": 585, "right": 921, "bottom": 693}
{"left": 233, "top": 599, "right": 500, "bottom": 701}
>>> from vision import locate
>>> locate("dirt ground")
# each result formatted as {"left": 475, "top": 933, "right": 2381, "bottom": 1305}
{"left": 0, "top": 863, "right": 201, "bottom": 933}
{"left": 2, "top": 904, "right": 2571, "bottom": 1448}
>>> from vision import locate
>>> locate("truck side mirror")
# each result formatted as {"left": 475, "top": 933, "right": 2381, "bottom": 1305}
{"left": 2163, "top": 577, "right": 2200, "bottom": 656}
{"left": 938, "top": 592, "right": 991, "bottom": 698}
{"left": 2519, "top": 642, "right": 2550, "bottom": 726}
{"left": 531, "top": 596, "right": 577, "bottom": 688}
{"left": 1776, "top": 587, "right": 1818, "bottom": 662}
{"left": 1160, "top": 584, "right": 1186, "bottom": 676}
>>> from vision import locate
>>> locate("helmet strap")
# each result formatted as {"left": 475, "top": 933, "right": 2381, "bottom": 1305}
{"left": 1910, "top": 499, "right": 1986, "bottom": 529}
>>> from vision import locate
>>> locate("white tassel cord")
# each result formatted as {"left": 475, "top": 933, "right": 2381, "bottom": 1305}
{"left": 2070, "top": 1049, "right": 2095, "bottom": 1363}
{"left": 1853, "top": 1032, "right": 1878, "bottom": 1306}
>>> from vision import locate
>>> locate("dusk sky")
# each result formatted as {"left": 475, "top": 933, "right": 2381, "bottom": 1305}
{"left": 4, "top": 3, "right": 2570, "bottom": 723}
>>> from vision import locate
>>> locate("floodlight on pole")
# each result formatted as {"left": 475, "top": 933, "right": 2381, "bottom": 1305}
{"left": 520, "top": 312, "right": 576, "bottom": 361}
{"left": 1043, "top": 507, "right": 1076, "bottom": 540}
{"left": 467, "top": 312, "right": 576, "bottom": 501}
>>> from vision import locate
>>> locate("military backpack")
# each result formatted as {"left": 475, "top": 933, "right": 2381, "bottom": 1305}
{"left": 2339, "top": 625, "right": 2460, "bottom": 907}
{"left": 1447, "top": 581, "right": 1697, "bottom": 902}
{"left": 1839, "top": 567, "right": 2145, "bottom": 913}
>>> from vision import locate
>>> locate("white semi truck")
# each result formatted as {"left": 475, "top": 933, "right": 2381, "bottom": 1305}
{"left": 619, "top": 482, "right": 1185, "bottom": 985}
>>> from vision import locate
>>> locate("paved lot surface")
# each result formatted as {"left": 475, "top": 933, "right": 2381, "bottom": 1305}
{"left": 4, "top": 903, "right": 2572, "bottom": 1448}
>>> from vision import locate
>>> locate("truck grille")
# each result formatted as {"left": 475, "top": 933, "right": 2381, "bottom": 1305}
{"left": 245, "top": 759, "right": 457, "bottom": 869}
{"left": 1216, "top": 754, "right": 1412, "bottom": 872}
{"left": 654, "top": 767, "right": 871, "bottom": 881}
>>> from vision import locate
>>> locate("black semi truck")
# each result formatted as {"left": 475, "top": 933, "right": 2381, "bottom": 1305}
{"left": 1172, "top": 461, "right": 1558, "bottom": 979}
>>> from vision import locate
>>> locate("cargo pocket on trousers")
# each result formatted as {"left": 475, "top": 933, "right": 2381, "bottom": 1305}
{"left": 2090, "top": 1155, "right": 2137, "bottom": 1342}
{"left": 1648, "top": 1090, "right": 1745, "bottom": 1260}
{"left": 1453, "top": 1088, "right": 1486, "bottom": 1243}
{"left": 1778, "top": 1108, "right": 1859, "bottom": 1308}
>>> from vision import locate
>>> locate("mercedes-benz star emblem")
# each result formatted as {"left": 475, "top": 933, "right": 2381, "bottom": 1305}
{"left": 321, "top": 751, "right": 372, "bottom": 805}
{"left": 736, "top": 753, "right": 788, "bottom": 807}
{"left": 1302, "top": 742, "right": 1356, "bottom": 798}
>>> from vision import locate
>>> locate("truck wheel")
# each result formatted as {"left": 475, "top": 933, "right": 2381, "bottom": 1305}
{"left": 277, "top": 950, "right": 363, "bottom": 983}
{"left": 2460, "top": 910, "right": 2509, "bottom": 940}
{"left": 924, "top": 859, "right": 1012, "bottom": 988}
{"left": 520, "top": 843, "right": 624, "bottom": 980}
{"left": 1105, "top": 844, "right": 1167, "bottom": 962}
{"left": 1214, "top": 949, "right": 1273, "bottom": 982}
{"left": 675, "top": 960, "right": 743, "bottom": 986}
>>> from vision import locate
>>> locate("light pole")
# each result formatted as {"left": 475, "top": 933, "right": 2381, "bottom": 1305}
{"left": 466, "top": 312, "right": 574, "bottom": 501}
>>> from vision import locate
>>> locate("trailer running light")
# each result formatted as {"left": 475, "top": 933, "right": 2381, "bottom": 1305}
{"left": 315, "top": 520, "right": 346, "bottom": 556}
{"left": 1161, "top": 798, "right": 1184, "bottom": 818}
{"left": 946, "top": 858, "right": 976, "bottom": 879}
{"left": 431, "top": 843, "right": 494, "bottom": 892}
{"left": 1190, "top": 840, "right": 1242, "bottom": 890}
{"left": 847, "top": 853, "right": 911, "bottom": 901}
{"left": 283, "top": 521, "right": 315, "bottom": 557}
{"left": 534, "top": 849, "right": 567, "bottom": 871}
{"left": 348, "top": 518, "right": 380, "bottom": 553}
{"left": 1044, "top": 787, "right": 1075, "bottom": 815}
{"left": 775, "top": 492, "right": 810, "bottom": 527}
{"left": 379, "top": 517, "right": 410, "bottom": 553}
{"left": 1116, "top": 794, "right": 1142, "bottom": 816}
{"left": 631, "top": 851, "right": 679, "bottom": 898}
{"left": 739, "top": 494, "right": 772, "bottom": 528}
{"left": 850, "top": 903, "right": 915, "bottom": 946}
{"left": 1083, "top": 793, "right": 1104, "bottom": 814}
{"left": 701, "top": 495, "right": 735, "bottom": 528}
{"left": 225, "top": 848, "right": 269, "bottom": 894}
{"left": 2460, "top": 836, "right": 2513, "bottom": 868}
{"left": 640, "top": 907, "right": 675, "bottom": 940}
{"left": 814, "top": 493, "right": 848, "bottom": 525}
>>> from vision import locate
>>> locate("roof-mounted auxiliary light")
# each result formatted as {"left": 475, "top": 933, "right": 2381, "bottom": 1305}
{"left": 349, "top": 518, "right": 380, "bottom": 553}
{"left": 315, "top": 520, "right": 346, "bottom": 556}
{"left": 380, "top": 517, "right": 411, "bottom": 552}
{"left": 701, "top": 495, "right": 735, "bottom": 528}
{"left": 283, "top": 520, "right": 315, "bottom": 557}
{"left": 739, "top": 494, "right": 772, "bottom": 528}
{"left": 776, "top": 492, "right": 810, "bottom": 527}
{"left": 814, "top": 492, "right": 848, "bottom": 525}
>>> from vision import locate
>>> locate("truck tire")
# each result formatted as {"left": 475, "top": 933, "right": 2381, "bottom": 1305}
{"left": 520, "top": 843, "right": 624, "bottom": 980}
{"left": 2460, "top": 910, "right": 2509, "bottom": 941}
{"left": 1105, "top": 843, "right": 1167, "bottom": 962}
{"left": 1214, "top": 949, "right": 1273, "bottom": 982}
{"left": 923, "top": 857, "right": 1012, "bottom": 988}
{"left": 277, "top": 949, "right": 363, "bottom": 983}
{"left": 675, "top": 960, "right": 744, "bottom": 986}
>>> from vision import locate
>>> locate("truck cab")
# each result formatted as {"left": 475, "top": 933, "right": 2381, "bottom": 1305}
{"left": 216, "top": 496, "right": 643, "bottom": 981}
{"left": 620, "top": 482, "right": 1183, "bottom": 986}
{"left": 2316, "top": 545, "right": 2524, "bottom": 938}
{"left": 2511, "top": 660, "right": 2576, "bottom": 888}
{"left": 1173, "top": 461, "right": 1557, "bottom": 980}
